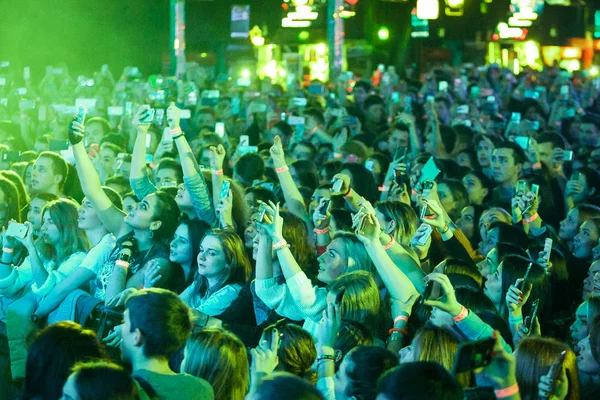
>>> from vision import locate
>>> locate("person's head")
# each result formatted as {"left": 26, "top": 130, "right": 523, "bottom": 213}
{"left": 430, "top": 286, "right": 494, "bottom": 328}
{"left": 437, "top": 179, "right": 469, "bottom": 221}
{"left": 195, "top": 229, "right": 251, "bottom": 294}
{"left": 61, "top": 361, "right": 139, "bottom": 400}
{"left": 24, "top": 322, "right": 106, "bottom": 400}
{"left": 387, "top": 123, "right": 410, "bottom": 153}
{"left": 334, "top": 346, "right": 397, "bottom": 400}
{"left": 577, "top": 117, "right": 600, "bottom": 148}
{"left": 456, "top": 205, "right": 485, "bottom": 245}
{"left": 477, "top": 242, "right": 528, "bottom": 278}
{"left": 32, "top": 151, "right": 68, "bottom": 195}
{"left": 515, "top": 337, "right": 580, "bottom": 400}
{"left": 289, "top": 160, "right": 319, "bottom": 191}
{"left": 559, "top": 204, "right": 600, "bottom": 241}
{"left": 328, "top": 271, "right": 382, "bottom": 334}
{"left": 319, "top": 161, "right": 343, "bottom": 185}
{"left": 124, "top": 191, "right": 180, "bottom": 242}
{"left": 122, "top": 289, "right": 192, "bottom": 364}
{"left": 537, "top": 132, "right": 566, "bottom": 168}
{"left": 308, "top": 185, "right": 335, "bottom": 219}
{"left": 234, "top": 153, "right": 266, "bottom": 187}
{"left": 261, "top": 323, "right": 317, "bottom": 382}
{"left": 340, "top": 163, "right": 379, "bottom": 204}
{"left": 265, "top": 121, "right": 293, "bottom": 144}
{"left": 478, "top": 207, "right": 512, "bottom": 243}
{"left": 375, "top": 201, "right": 418, "bottom": 246}
{"left": 461, "top": 170, "right": 493, "bottom": 206}
{"left": 304, "top": 108, "right": 326, "bottom": 136}
{"left": 571, "top": 300, "right": 591, "bottom": 343}
{"left": 475, "top": 135, "right": 498, "bottom": 169}
{"left": 352, "top": 81, "right": 372, "bottom": 106}
{"left": 84, "top": 117, "right": 111, "bottom": 146}
{"left": 479, "top": 222, "right": 529, "bottom": 258}
{"left": 196, "top": 106, "right": 216, "bottom": 130}
{"left": 363, "top": 95, "right": 386, "bottom": 125}
{"left": 486, "top": 255, "right": 549, "bottom": 318}
{"left": 317, "top": 232, "right": 375, "bottom": 284}
{"left": 491, "top": 142, "right": 526, "bottom": 185}
{"left": 247, "top": 372, "right": 325, "bottom": 400}
{"left": 0, "top": 176, "right": 20, "bottom": 229}
{"left": 578, "top": 316, "right": 600, "bottom": 376}
{"left": 376, "top": 362, "right": 463, "bottom": 400}
{"left": 154, "top": 158, "right": 183, "bottom": 189}
{"left": 245, "top": 186, "right": 277, "bottom": 213}
{"left": 104, "top": 175, "right": 131, "bottom": 199}
{"left": 78, "top": 187, "right": 122, "bottom": 232}
{"left": 99, "top": 142, "right": 124, "bottom": 177}
{"left": 573, "top": 218, "right": 600, "bottom": 260}
{"left": 41, "top": 199, "right": 90, "bottom": 262}
{"left": 291, "top": 141, "right": 317, "bottom": 162}
{"left": 182, "top": 328, "right": 248, "bottom": 400}
{"left": 169, "top": 218, "right": 211, "bottom": 273}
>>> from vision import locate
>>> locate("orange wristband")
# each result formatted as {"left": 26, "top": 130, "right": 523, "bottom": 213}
{"left": 495, "top": 383, "right": 519, "bottom": 398}
{"left": 383, "top": 235, "right": 395, "bottom": 250}
{"left": 453, "top": 305, "right": 469, "bottom": 322}
{"left": 314, "top": 227, "right": 329, "bottom": 235}
{"left": 212, "top": 169, "right": 223, "bottom": 175}
{"left": 275, "top": 166, "right": 289, "bottom": 173}
{"left": 523, "top": 212, "right": 539, "bottom": 224}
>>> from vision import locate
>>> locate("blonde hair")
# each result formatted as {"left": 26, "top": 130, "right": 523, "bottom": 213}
{"left": 183, "top": 328, "right": 249, "bottom": 400}
{"left": 332, "top": 232, "right": 376, "bottom": 277}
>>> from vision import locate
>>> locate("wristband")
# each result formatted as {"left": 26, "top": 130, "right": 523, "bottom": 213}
{"left": 115, "top": 260, "right": 130, "bottom": 268}
{"left": 343, "top": 188, "right": 353, "bottom": 198}
{"left": 383, "top": 235, "right": 395, "bottom": 250}
{"left": 317, "top": 354, "right": 335, "bottom": 362}
{"left": 275, "top": 166, "right": 289, "bottom": 174}
{"left": 453, "top": 305, "right": 469, "bottom": 322}
{"left": 394, "top": 315, "right": 409, "bottom": 325}
{"left": 172, "top": 133, "right": 184, "bottom": 140}
{"left": 272, "top": 239, "right": 289, "bottom": 251}
{"left": 212, "top": 169, "right": 223, "bottom": 175}
{"left": 523, "top": 212, "right": 539, "bottom": 224}
{"left": 170, "top": 127, "right": 182, "bottom": 135}
{"left": 314, "top": 227, "right": 329, "bottom": 235}
{"left": 495, "top": 383, "right": 519, "bottom": 398}
{"left": 438, "top": 224, "right": 450, "bottom": 234}
{"left": 531, "top": 162, "right": 542, "bottom": 170}
{"left": 388, "top": 328, "right": 408, "bottom": 336}
{"left": 3, "top": 247, "right": 14, "bottom": 254}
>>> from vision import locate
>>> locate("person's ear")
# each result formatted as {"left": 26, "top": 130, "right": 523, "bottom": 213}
{"left": 53, "top": 174, "right": 64, "bottom": 186}
{"left": 347, "top": 256, "right": 356, "bottom": 270}
{"left": 133, "top": 328, "right": 143, "bottom": 347}
{"left": 334, "top": 349, "right": 343, "bottom": 363}
{"left": 387, "top": 219, "right": 397, "bottom": 235}
{"left": 150, "top": 220, "right": 162, "bottom": 232}
{"left": 481, "top": 187, "right": 489, "bottom": 199}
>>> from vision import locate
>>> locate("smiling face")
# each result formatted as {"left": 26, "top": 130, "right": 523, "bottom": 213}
{"left": 317, "top": 237, "right": 349, "bottom": 284}
{"left": 170, "top": 223, "right": 193, "bottom": 265}
{"left": 573, "top": 220, "right": 600, "bottom": 260}
{"left": 559, "top": 208, "right": 579, "bottom": 241}
{"left": 196, "top": 235, "right": 229, "bottom": 282}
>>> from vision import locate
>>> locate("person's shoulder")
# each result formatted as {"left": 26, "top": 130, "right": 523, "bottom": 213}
{"left": 179, "top": 373, "right": 214, "bottom": 391}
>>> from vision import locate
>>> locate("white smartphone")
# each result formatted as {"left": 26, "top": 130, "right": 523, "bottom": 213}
{"left": 543, "top": 238, "right": 553, "bottom": 262}
{"left": 239, "top": 135, "right": 249, "bottom": 147}
{"left": 416, "top": 224, "right": 433, "bottom": 246}
{"left": 215, "top": 122, "right": 225, "bottom": 137}
{"left": 6, "top": 221, "right": 29, "bottom": 239}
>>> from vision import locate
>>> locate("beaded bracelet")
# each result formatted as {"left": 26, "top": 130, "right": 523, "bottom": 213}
{"left": 495, "top": 383, "right": 519, "bottom": 399}
{"left": 317, "top": 354, "right": 335, "bottom": 362}
{"left": 275, "top": 166, "right": 289, "bottom": 174}
{"left": 272, "top": 239, "right": 289, "bottom": 251}
{"left": 453, "top": 305, "right": 469, "bottom": 322}
{"left": 314, "top": 227, "right": 329, "bottom": 235}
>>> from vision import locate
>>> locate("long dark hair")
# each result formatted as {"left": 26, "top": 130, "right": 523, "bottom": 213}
{"left": 23, "top": 322, "right": 107, "bottom": 400}
{"left": 191, "top": 229, "right": 251, "bottom": 301}
{"left": 71, "top": 361, "right": 140, "bottom": 400}
{"left": 178, "top": 218, "right": 211, "bottom": 287}
{"left": 0, "top": 176, "right": 21, "bottom": 229}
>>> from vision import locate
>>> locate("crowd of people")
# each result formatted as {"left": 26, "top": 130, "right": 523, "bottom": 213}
{"left": 0, "top": 60, "right": 599, "bottom": 399}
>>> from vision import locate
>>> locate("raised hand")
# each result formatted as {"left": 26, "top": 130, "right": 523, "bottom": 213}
{"left": 209, "top": 144, "right": 226, "bottom": 171}
{"left": 269, "top": 135, "right": 286, "bottom": 168}
{"left": 423, "top": 273, "right": 462, "bottom": 316}
{"left": 318, "top": 301, "right": 342, "bottom": 348}
{"left": 251, "top": 328, "right": 280, "bottom": 376}
{"left": 166, "top": 102, "right": 182, "bottom": 130}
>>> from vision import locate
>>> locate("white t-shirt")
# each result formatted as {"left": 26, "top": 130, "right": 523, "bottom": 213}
{"left": 80, "top": 234, "right": 117, "bottom": 275}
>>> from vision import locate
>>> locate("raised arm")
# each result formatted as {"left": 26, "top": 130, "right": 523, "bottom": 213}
{"left": 70, "top": 121, "right": 127, "bottom": 237}
{"left": 129, "top": 105, "right": 158, "bottom": 199}
{"left": 270, "top": 136, "right": 310, "bottom": 226}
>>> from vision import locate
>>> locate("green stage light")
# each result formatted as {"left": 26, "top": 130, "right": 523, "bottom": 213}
{"left": 378, "top": 27, "right": 390, "bottom": 41}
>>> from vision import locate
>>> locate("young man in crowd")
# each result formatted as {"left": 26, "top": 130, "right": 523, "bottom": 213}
{"left": 30, "top": 151, "right": 68, "bottom": 197}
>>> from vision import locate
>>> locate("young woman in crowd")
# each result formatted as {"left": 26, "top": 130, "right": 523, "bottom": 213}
{"left": 61, "top": 361, "right": 140, "bottom": 400}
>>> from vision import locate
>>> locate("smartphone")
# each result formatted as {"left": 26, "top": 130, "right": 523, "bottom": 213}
{"left": 258, "top": 206, "right": 267, "bottom": 223}
{"left": 6, "top": 221, "right": 29, "bottom": 240}
{"left": 219, "top": 180, "right": 231, "bottom": 200}
{"left": 292, "top": 97, "right": 308, "bottom": 107}
{"left": 563, "top": 150, "right": 574, "bottom": 161}
{"left": 543, "top": 238, "right": 553, "bottom": 262}
{"left": 75, "top": 105, "right": 87, "bottom": 124}
{"left": 17, "top": 88, "right": 27, "bottom": 96}
{"left": 421, "top": 280, "right": 434, "bottom": 303}
{"left": 140, "top": 108, "right": 155, "bottom": 124}
{"left": 394, "top": 168, "right": 405, "bottom": 185}
{"left": 416, "top": 225, "right": 433, "bottom": 246}
{"left": 531, "top": 184, "right": 539, "bottom": 197}
{"left": 438, "top": 81, "right": 448, "bottom": 92}
{"left": 392, "top": 92, "right": 400, "bottom": 104}
{"left": 318, "top": 199, "right": 332, "bottom": 215}
{"left": 215, "top": 122, "right": 225, "bottom": 138}
{"left": 145, "top": 133, "right": 152, "bottom": 149}
{"left": 548, "top": 351, "right": 567, "bottom": 382}
{"left": 419, "top": 157, "right": 441, "bottom": 184}
{"left": 451, "top": 337, "right": 496, "bottom": 375}
{"left": 456, "top": 105, "right": 469, "bottom": 115}
{"left": 517, "top": 263, "right": 534, "bottom": 289}
{"left": 239, "top": 135, "right": 249, "bottom": 147}
{"left": 511, "top": 112, "right": 521, "bottom": 123}
{"left": 287, "top": 116, "right": 305, "bottom": 126}
{"left": 154, "top": 109, "right": 165, "bottom": 126}
{"left": 180, "top": 109, "right": 191, "bottom": 119}
{"left": 470, "top": 86, "right": 480, "bottom": 99}
{"left": 525, "top": 299, "right": 540, "bottom": 331}
{"left": 38, "top": 105, "right": 47, "bottom": 121}
{"left": 572, "top": 171, "right": 581, "bottom": 182}
{"left": 365, "top": 160, "right": 375, "bottom": 172}
{"left": 514, "top": 136, "right": 530, "bottom": 151}
{"left": 394, "top": 146, "right": 408, "bottom": 161}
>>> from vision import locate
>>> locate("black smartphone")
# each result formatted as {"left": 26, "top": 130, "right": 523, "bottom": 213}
{"left": 548, "top": 351, "right": 567, "bottom": 382}
{"left": 451, "top": 337, "right": 496, "bottom": 375}
{"left": 394, "top": 169, "right": 405, "bottom": 185}
{"left": 525, "top": 299, "right": 539, "bottom": 331}
{"left": 421, "top": 280, "right": 434, "bottom": 304}
{"left": 318, "top": 199, "right": 331, "bottom": 215}
{"left": 517, "top": 263, "right": 534, "bottom": 290}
